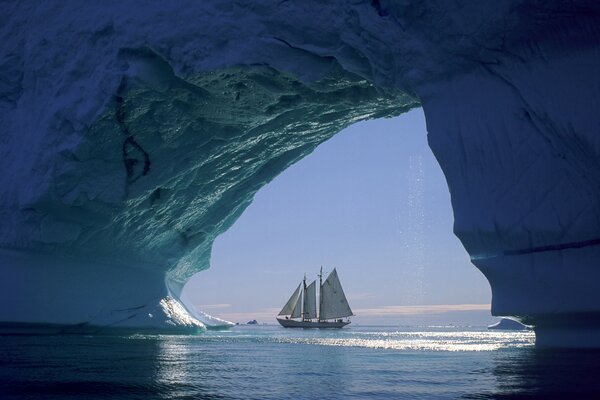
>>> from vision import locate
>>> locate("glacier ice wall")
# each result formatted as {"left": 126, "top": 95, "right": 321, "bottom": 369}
{"left": 422, "top": 44, "right": 600, "bottom": 346}
{"left": 1, "top": 1, "right": 600, "bottom": 343}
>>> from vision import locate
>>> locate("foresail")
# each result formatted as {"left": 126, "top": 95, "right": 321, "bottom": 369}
{"left": 291, "top": 289, "right": 302, "bottom": 318}
{"left": 303, "top": 280, "right": 317, "bottom": 319}
{"left": 319, "top": 268, "right": 353, "bottom": 320}
{"left": 279, "top": 283, "right": 302, "bottom": 316}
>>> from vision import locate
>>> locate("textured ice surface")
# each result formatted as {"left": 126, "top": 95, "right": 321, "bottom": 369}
{"left": 1, "top": 1, "right": 600, "bottom": 342}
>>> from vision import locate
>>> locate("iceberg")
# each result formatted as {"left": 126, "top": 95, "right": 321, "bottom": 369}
{"left": 488, "top": 318, "right": 531, "bottom": 331}
{"left": 1, "top": 1, "right": 599, "bottom": 345}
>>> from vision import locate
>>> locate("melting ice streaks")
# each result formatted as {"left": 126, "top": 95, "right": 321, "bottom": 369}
{"left": 401, "top": 154, "right": 425, "bottom": 303}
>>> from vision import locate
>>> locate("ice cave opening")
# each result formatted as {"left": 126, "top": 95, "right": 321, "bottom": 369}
{"left": 181, "top": 110, "right": 493, "bottom": 327}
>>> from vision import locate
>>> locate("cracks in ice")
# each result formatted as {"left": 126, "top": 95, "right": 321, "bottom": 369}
{"left": 480, "top": 64, "right": 600, "bottom": 196}
{"left": 472, "top": 237, "right": 600, "bottom": 261}
{"left": 370, "top": 0, "right": 389, "bottom": 17}
{"left": 114, "top": 304, "right": 146, "bottom": 312}
{"left": 123, "top": 137, "right": 151, "bottom": 184}
{"left": 271, "top": 36, "right": 338, "bottom": 63}
{"left": 115, "top": 76, "right": 151, "bottom": 191}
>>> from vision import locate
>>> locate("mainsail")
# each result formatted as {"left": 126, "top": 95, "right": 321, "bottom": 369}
{"left": 279, "top": 283, "right": 302, "bottom": 316}
{"left": 303, "top": 280, "right": 317, "bottom": 319}
{"left": 319, "top": 268, "right": 353, "bottom": 320}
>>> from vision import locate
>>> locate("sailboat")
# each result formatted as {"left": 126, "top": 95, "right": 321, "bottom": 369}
{"left": 276, "top": 267, "right": 353, "bottom": 328}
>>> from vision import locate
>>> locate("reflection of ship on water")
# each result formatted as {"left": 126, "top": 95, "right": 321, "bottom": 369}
{"left": 276, "top": 267, "right": 353, "bottom": 328}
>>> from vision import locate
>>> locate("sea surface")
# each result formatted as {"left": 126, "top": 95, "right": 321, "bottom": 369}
{"left": 2, "top": 325, "right": 600, "bottom": 399}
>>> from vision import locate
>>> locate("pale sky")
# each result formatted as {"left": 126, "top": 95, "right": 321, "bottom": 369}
{"left": 183, "top": 109, "right": 494, "bottom": 326}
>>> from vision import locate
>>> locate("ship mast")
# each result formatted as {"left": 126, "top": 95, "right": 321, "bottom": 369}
{"left": 318, "top": 266, "right": 323, "bottom": 322}
{"left": 302, "top": 273, "right": 307, "bottom": 322}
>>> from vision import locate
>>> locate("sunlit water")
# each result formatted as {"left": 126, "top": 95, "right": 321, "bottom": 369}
{"left": 2, "top": 325, "right": 600, "bottom": 399}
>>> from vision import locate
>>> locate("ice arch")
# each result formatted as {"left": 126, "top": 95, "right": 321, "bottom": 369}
{"left": 1, "top": 1, "right": 600, "bottom": 345}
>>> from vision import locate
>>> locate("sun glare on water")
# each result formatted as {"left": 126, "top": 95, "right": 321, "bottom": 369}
{"left": 274, "top": 330, "right": 535, "bottom": 352}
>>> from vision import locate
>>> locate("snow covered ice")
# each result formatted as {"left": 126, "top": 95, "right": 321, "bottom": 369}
{"left": 1, "top": 1, "right": 600, "bottom": 345}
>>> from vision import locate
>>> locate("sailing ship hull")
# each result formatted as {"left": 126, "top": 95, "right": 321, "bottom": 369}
{"left": 276, "top": 318, "right": 350, "bottom": 328}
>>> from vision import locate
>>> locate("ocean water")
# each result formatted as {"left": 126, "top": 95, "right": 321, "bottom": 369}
{"left": 2, "top": 325, "right": 600, "bottom": 399}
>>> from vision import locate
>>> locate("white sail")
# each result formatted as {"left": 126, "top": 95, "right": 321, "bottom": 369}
{"left": 279, "top": 283, "right": 302, "bottom": 316}
{"left": 303, "top": 280, "right": 317, "bottom": 319}
{"left": 291, "top": 289, "right": 302, "bottom": 318}
{"left": 319, "top": 268, "right": 353, "bottom": 320}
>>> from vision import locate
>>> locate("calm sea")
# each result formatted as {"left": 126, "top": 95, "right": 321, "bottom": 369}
{"left": 2, "top": 325, "right": 600, "bottom": 399}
